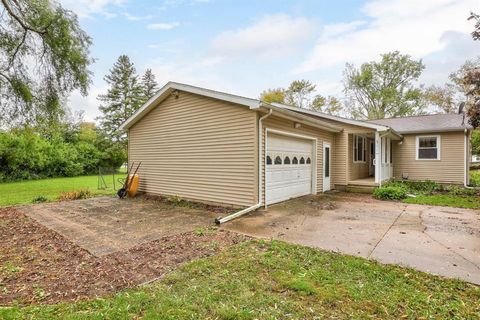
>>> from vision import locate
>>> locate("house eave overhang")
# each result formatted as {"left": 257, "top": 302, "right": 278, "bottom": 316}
{"left": 259, "top": 104, "right": 343, "bottom": 133}
{"left": 271, "top": 102, "right": 388, "bottom": 131}
{"left": 395, "top": 128, "right": 471, "bottom": 135}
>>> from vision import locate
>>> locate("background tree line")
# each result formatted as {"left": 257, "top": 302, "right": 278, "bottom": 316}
{"left": 0, "top": 0, "right": 158, "bottom": 182}
{"left": 0, "top": 52, "right": 158, "bottom": 182}
{"left": 260, "top": 51, "right": 480, "bottom": 157}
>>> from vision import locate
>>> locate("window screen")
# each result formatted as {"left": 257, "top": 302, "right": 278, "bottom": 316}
{"left": 418, "top": 136, "right": 439, "bottom": 159}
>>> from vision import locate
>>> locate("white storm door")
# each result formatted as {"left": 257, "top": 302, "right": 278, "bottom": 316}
{"left": 266, "top": 133, "right": 313, "bottom": 205}
{"left": 323, "top": 143, "right": 331, "bottom": 191}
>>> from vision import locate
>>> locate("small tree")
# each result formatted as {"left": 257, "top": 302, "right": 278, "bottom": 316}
{"left": 312, "top": 95, "right": 343, "bottom": 115}
{"left": 285, "top": 80, "right": 316, "bottom": 109}
{"left": 97, "top": 55, "right": 143, "bottom": 143}
{"left": 424, "top": 84, "right": 458, "bottom": 114}
{"left": 344, "top": 51, "right": 425, "bottom": 119}
{"left": 260, "top": 88, "right": 285, "bottom": 104}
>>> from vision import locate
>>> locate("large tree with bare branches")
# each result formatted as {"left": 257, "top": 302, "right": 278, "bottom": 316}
{"left": 0, "top": 0, "right": 93, "bottom": 127}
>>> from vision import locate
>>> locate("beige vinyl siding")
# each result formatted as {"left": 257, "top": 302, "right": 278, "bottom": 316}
{"left": 128, "top": 91, "right": 257, "bottom": 207}
{"left": 392, "top": 132, "right": 465, "bottom": 184}
{"left": 348, "top": 134, "right": 370, "bottom": 181}
{"left": 261, "top": 115, "right": 334, "bottom": 203}
{"left": 315, "top": 119, "right": 374, "bottom": 186}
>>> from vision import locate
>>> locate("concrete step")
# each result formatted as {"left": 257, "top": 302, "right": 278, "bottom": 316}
{"left": 346, "top": 185, "right": 377, "bottom": 194}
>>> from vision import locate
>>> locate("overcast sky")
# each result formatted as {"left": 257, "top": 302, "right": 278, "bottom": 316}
{"left": 59, "top": 0, "right": 480, "bottom": 121}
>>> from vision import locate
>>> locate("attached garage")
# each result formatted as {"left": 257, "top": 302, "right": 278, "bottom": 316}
{"left": 121, "top": 82, "right": 343, "bottom": 210}
{"left": 265, "top": 131, "right": 316, "bottom": 205}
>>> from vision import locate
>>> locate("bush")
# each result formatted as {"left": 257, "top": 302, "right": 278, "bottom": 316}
{"left": 0, "top": 126, "right": 126, "bottom": 182}
{"left": 383, "top": 180, "right": 440, "bottom": 194}
{"left": 373, "top": 185, "right": 408, "bottom": 200}
{"left": 444, "top": 185, "right": 477, "bottom": 196}
{"left": 58, "top": 189, "right": 92, "bottom": 201}
{"left": 32, "top": 195, "right": 48, "bottom": 203}
{"left": 470, "top": 170, "right": 480, "bottom": 187}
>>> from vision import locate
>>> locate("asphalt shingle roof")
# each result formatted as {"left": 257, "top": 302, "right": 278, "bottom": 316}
{"left": 366, "top": 113, "right": 471, "bottom": 134}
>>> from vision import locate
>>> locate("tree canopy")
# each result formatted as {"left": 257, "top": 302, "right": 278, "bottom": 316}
{"left": 343, "top": 51, "right": 425, "bottom": 119}
{"left": 97, "top": 55, "right": 144, "bottom": 143}
{"left": 0, "top": 0, "right": 93, "bottom": 128}
{"left": 141, "top": 68, "right": 159, "bottom": 103}
{"left": 260, "top": 80, "right": 343, "bottom": 115}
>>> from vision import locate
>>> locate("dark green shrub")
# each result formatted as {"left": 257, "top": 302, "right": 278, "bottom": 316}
{"left": 444, "top": 185, "right": 477, "bottom": 196}
{"left": 0, "top": 126, "right": 126, "bottom": 182}
{"left": 373, "top": 186, "right": 408, "bottom": 200}
{"left": 383, "top": 180, "right": 440, "bottom": 194}
{"left": 32, "top": 195, "right": 48, "bottom": 203}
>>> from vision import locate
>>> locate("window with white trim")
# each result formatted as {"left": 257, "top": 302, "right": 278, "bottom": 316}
{"left": 416, "top": 135, "right": 440, "bottom": 160}
{"left": 353, "top": 135, "right": 366, "bottom": 162}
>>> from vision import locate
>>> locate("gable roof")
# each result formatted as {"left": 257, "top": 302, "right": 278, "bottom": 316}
{"left": 367, "top": 113, "right": 472, "bottom": 134}
{"left": 119, "top": 82, "right": 343, "bottom": 132}
{"left": 120, "top": 82, "right": 262, "bottom": 130}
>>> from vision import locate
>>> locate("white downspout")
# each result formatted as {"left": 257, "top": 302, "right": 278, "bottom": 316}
{"left": 215, "top": 109, "right": 273, "bottom": 224}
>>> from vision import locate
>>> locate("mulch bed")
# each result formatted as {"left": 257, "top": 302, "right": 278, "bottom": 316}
{"left": 0, "top": 208, "right": 248, "bottom": 306}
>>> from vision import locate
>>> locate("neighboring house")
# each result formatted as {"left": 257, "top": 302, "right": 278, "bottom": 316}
{"left": 120, "top": 82, "right": 473, "bottom": 208}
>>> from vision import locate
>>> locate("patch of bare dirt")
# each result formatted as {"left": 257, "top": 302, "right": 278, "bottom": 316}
{"left": 0, "top": 208, "right": 248, "bottom": 306}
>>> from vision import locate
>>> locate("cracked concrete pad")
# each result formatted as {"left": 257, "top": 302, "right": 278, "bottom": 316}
{"left": 223, "top": 192, "right": 480, "bottom": 284}
{"left": 22, "top": 196, "right": 218, "bottom": 256}
{"left": 369, "top": 206, "right": 480, "bottom": 284}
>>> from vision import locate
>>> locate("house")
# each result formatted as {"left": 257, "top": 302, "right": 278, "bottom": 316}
{"left": 120, "top": 82, "right": 473, "bottom": 209}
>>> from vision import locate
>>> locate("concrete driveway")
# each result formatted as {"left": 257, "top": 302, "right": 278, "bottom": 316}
{"left": 223, "top": 192, "right": 480, "bottom": 285}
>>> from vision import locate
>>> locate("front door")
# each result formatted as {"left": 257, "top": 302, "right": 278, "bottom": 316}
{"left": 323, "top": 143, "right": 331, "bottom": 192}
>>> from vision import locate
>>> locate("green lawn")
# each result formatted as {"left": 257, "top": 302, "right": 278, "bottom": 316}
{"left": 0, "top": 174, "right": 121, "bottom": 207}
{"left": 404, "top": 194, "right": 480, "bottom": 209}
{"left": 2, "top": 240, "right": 478, "bottom": 319}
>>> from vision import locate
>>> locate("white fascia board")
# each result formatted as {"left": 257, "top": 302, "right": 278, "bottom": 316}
{"left": 271, "top": 103, "right": 389, "bottom": 131}
{"left": 395, "top": 128, "right": 468, "bottom": 135}
{"left": 260, "top": 105, "right": 343, "bottom": 133}
{"left": 120, "top": 81, "right": 262, "bottom": 130}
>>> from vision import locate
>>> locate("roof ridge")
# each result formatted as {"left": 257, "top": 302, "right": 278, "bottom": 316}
{"left": 368, "top": 113, "right": 460, "bottom": 121}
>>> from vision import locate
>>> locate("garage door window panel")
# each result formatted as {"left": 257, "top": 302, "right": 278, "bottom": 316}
{"left": 266, "top": 155, "right": 272, "bottom": 165}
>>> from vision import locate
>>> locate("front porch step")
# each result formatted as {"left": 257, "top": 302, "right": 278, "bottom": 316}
{"left": 346, "top": 184, "right": 377, "bottom": 194}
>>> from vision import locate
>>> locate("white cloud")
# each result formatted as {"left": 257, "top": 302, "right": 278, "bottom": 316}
{"left": 59, "top": 0, "right": 125, "bottom": 18}
{"left": 123, "top": 12, "right": 153, "bottom": 21}
{"left": 211, "top": 14, "right": 316, "bottom": 59}
{"left": 147, "top": 22, "right": 180, "bottom": 30}
{"left": 67, "top": 85, "right": 108, "bottom": 122}
{"left": 296, "top": 0, "right": 478, "bottom": 73}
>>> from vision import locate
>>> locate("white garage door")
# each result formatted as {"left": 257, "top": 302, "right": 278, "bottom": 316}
{"left": 266, "top": 133, "right": 314, "bottom": 205}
